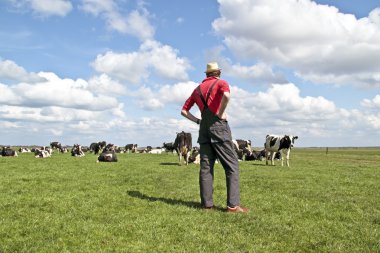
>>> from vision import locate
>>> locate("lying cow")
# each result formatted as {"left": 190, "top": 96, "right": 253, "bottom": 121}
{"left": 34, "top": 146, "right": 51, "bottom": 158}
{"left": 264, "top": 134, "right": 298, "bottom": 166}
{"left": 245, "top": 149, "right": 266, "bottom": 161}
{"left": 71, "top": 144, "right": 85, "bottom": 157}
{"left": 1, "top": 146, "right": 18, "bottom": 157}
{"left": 97, "top": 144, "right": 118, "bottom": 162}
{"left": 188, "top": 147, "right": 200, "bottom": 164}
{"left": 19, "top": 147, "right": 31, "bottom": 153}
{"left": 232, "top": 139, "right": 252, "bottom": 160}
{"left": 174, "top": 131, "right": 192, "bottom": 165}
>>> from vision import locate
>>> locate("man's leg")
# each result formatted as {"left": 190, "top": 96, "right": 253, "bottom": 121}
{"left": 199, "top": 143, "right": 216, "bottom": 207}
{"left": 212, "top": 140, "right": 240, "bottom": 208}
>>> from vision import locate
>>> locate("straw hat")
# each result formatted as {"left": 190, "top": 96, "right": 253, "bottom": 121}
{"left": 204, "top": 62, "right": 221, "bottom": 73}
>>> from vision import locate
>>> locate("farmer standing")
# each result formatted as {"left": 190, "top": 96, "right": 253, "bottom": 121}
{"left": 181, "top": 62, "right": 249, "bottom": 213}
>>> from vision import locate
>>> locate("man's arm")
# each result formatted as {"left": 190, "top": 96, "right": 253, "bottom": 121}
{"left": 181, "top": 109, "right": 200, "bottom": 124}
{"left": 217, "top": 91, "right": 230, "bottom": 120}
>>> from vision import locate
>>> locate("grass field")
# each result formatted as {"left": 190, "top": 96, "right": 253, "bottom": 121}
{"left": 0, "top": 148, "right": 379, "bottom": 252}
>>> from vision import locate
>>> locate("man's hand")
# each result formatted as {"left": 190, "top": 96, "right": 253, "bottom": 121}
{"left": 217, "top": 111, "right": 227, "bottom": 120}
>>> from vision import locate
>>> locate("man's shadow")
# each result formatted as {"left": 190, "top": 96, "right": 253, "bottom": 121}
{"left": 128, "top": 191, "right": 225, "bottom": 212}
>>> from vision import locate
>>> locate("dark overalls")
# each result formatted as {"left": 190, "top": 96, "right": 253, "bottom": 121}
{"left": 197, "top": 80, "right": 240, "bottom": 208}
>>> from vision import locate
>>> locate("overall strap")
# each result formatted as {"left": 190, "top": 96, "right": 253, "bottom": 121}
{"left": 197, "top": 79, "right": 219, "bottom": 109}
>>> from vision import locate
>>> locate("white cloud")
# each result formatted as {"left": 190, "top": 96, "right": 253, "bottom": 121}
{"left": 205, "top": 46, "right": 287, "bottom": 84}
{"left": 220, "top": 83, "right": 380, "bottom": 146}
{"left": 87, "top": 74, "right": 127, "bottom": 96}
{"left": 9, "top": 0, "right": 73, "bottom": 16}
{"left": 92, "top": 40, "right": 191, "bottom": 84}
{"left": 361, "top": 95, "right": 380, "bottom": 109}
{"left": 0, "top": 71, "right": 121, "bottom": 111}
{"left": 132, "top": 81, "right": 198, "bottom": 110}
{"left": 80, "top": 0, "right": 154, "bottom": 41}
{"left": 213, "top": 0, "right": 380, "bottom": 87}
{"left": 0, "top": 59, "right": 47, "bottom": 83}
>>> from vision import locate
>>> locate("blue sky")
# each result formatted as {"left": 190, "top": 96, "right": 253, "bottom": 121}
{"left": 1, "top": 0, "right": 380, "bottom": 148}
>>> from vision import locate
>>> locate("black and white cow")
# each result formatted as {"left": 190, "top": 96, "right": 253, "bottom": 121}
{"left": 163, "top": 142, "right": 176, "bottom": 153}
{"left": 50, "top": 142, "right": 62, "bottom": 150}
{"left": 264, "top": 135, "right": 298, "bottom": 167}
{"left": 34, "top": 146, "right": 51, "bottom": 158}
{"left": 1, "top": 146, "right": 18, "bottom": 157}
{"left": 71, "top": 144, "right": 85, "bottom": 157}
{"left": 232, "top": 139, "right": 252, "bottom": 160}
{"left": 173, "top": 131, "right": 192, "bottom": 165}
{"left": 188, "top": 147, "right": 200, "bottom": 164}
{"left": 245, "top": 149, "right": 266, "bottom": 161}
{"left": 97, "top": 143, "right": 118, "bottom": 162}
{"left": 90, "top": 141, "right": 107, "bottom": 155}
{"left": 19, "top": 147, "right": 31, "bottom": 153}
{"left": 125, "top": 144, "right": 138, "bottom": 153}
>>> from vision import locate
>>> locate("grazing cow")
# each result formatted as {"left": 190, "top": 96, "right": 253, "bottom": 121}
{"left": 125, "top": 144, "right": 138, "bottom": 153}
{"left": 97, "top": 144, "right": 118, "bottom": 162}
{"left": 1, "top": 146, "right": 18, "bottom": 157}
{"left": 71, "top": 144, "right": 85, "bottom": 157}
{"left": 173, "top": 131, "right": 192, "bottom": 165}
{"left": 163, "top": 142, "right": 176, "bottom": 153}
{"left": 50, "top": 142, "right": 62, "bottom": 149}
{"left": 264, "top": 135, "right": 298, "bottom": 166}
{"left": 90, "top": 141, "right": 107, "bottom": 155}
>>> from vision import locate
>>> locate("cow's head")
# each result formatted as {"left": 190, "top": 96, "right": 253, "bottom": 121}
{"left": 287, "top": 135, "right": 298, "bottom": 148}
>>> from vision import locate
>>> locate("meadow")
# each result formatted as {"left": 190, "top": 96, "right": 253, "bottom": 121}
{"left": 0, "top": 148, "right": 379, "bottom": 252}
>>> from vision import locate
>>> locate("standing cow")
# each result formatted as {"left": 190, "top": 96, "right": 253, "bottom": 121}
{"left": 265, "top": 135, "right": 298, "bottom": 167}
{"left": 173, "top": 131, "right": 192, "bottom": 165}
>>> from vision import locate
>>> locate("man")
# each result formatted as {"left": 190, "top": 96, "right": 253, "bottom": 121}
{"left": 181, "top": 62, "right": 249, "bottom": 213}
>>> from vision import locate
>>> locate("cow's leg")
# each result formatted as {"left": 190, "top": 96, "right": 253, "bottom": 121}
{"left": 185, "top": 151, "right": 190, "bottom": 165}
{"left": 270, "top": 152, "right": 275, "bottom": 165}
{"left": 177, "top": 148, "right": 182, "bottom": 165}
{"left": 285, "top": 149, "right": 290, "bottom": 167}
{"left": 265, "top": 150, "right": 270, "bottom": 165}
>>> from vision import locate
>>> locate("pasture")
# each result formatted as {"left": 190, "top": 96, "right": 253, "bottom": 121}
{"left": 0, "top": 148, "right": 379, "bottom": 252}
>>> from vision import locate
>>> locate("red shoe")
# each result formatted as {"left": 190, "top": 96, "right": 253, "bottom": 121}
{"left": 227, "top": 206, "right": 249, "bottom": 213}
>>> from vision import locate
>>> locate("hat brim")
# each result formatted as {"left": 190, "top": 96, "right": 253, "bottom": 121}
{"left": 204, "top": 68, "right": 221, "bottom": 73}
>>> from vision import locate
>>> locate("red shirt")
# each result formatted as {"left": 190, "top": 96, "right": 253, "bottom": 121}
{"left": 182, "top": 76, "right": 230, "bottom": 115}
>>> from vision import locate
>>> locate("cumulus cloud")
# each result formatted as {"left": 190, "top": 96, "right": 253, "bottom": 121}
{"left": 87, "top": 74, "right": 127, "bottom": 96}
{"left": 361, "top": 95, "right": 380, "bottom": 109}
{"left": 9, "top": 0, "right": 73, "bottom": 16}
{"left": 205, "top": 46, "right": 287, "bottom": 85}
{"left": 80, "top": 0, "right": 154, "bottom": 41}
{"left": 132, "top": 81, "right": 198, "bottom": 110}
{"left": 0, "top": 59, "right": 47, "bottom": 83}
{"left": 223, "top": 83, "right": 378, "bottom": 146}
{"left": 213, "top": 0, "right": 380, "bottom": 87}
{"left": 0, "top": 71, "right": 122, "bottom": 111}
{"left": 92, "top": 40, "right": 191, "bottom": 84}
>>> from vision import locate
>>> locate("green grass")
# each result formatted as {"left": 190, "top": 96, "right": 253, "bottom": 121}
{"left": 0, "top": 148, "right": 379, "bottom": 252}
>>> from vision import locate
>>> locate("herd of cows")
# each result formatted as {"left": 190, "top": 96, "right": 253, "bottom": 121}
{"left": 1, "top": 133, "right": 298, "bottom": 166}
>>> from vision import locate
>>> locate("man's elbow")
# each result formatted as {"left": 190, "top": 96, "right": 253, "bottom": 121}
{"left": 181, "top": 109, "right": 187, "bottom": 117}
